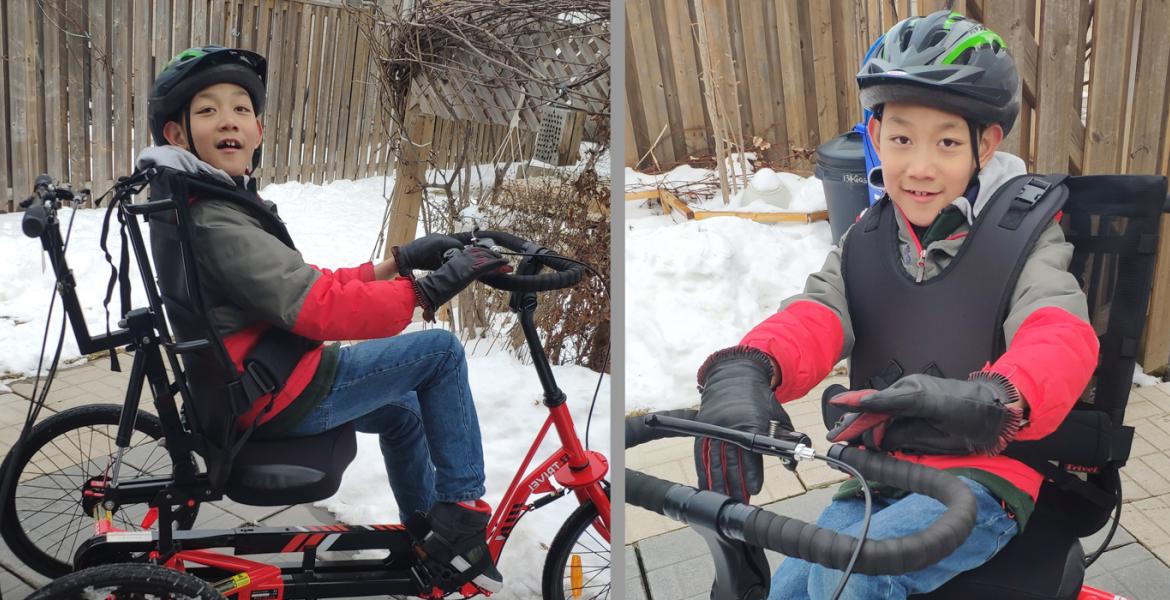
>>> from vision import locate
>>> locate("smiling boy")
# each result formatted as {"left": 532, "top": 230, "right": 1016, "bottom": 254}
{"left": 142, "top": 46, "right": 506, "bottom": 593}
{"left": 690, "top": 12, "right": 1099, "bottom": 599}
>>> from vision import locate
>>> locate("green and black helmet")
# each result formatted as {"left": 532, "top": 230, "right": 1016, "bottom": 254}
{"left": 148, "top": 45, "right": 267, "bottom": 167}
{"left": 857, "top": 11, "right": 1020, "bottom": 135}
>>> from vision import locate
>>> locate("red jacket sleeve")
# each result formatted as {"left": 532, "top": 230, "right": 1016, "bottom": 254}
{"left": 311, "top": 262, "right": 375, "bottom": 284}
{"left": 988, "top": 306, "right": 1099, "bottom": 440}
{"left": 291, "top": 275, "right": 417, "bottom": 341}
{"left": 739, "top": 300, "right": 844, "bottom": 403}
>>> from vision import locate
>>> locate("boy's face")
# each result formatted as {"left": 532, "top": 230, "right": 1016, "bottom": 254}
{"left": 867, "top": 102, "right": 1003, "bottom": 227}
{"left": 162, "top": 82, "right": 262, "bottom": 177}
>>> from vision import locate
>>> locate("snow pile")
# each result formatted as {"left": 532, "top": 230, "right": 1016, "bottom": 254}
{"left": 624, "top": 161, "right": 828, "bottom": 214}
{"left": 1132, "top": 362, "right": 1160, "bottom": 385}
{"left": 625, "top": 166, "right": 835, "bottom": 413}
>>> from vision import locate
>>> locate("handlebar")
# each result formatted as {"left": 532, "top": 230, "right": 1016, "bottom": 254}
{"left": 624, "top": 413, "right": 978, "bottom": 576}
{"left": 450, "top": 230, "right": 585, "bottom": 292}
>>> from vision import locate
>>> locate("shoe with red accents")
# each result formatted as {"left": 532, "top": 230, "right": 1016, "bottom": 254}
{"left": 411, "top": 500, "right": 503, "bottom": 595}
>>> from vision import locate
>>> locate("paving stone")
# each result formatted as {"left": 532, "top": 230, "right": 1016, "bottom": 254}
{"left": 642, "top": 553, "right": 720, "bottom": 600}
{"left": 636, "top": 526, "right": 711, "bottom": 572}
{"left": 625, "top": 542, "right": 647, "bottom": 600}
{"left": 1, "top": 563, "right": 36, "bottom": 600}
{"left": 1109, "top": 548, "right": 1170, "bottom": 600}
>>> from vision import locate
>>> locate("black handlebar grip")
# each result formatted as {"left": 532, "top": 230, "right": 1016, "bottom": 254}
{"left": 626, "top": 469, "right": 681, "bottom": 517}
{"left": 446, "top": 231, "right": 586, "bottom": 292}
{"left": 626, "top": 411, "right": 698, "bottom": 449}
{"left": 739, "top": 446, "right": 977, "bottom": 574}
{"left": 22, "top": 203, "right": 48, "bottom": 238}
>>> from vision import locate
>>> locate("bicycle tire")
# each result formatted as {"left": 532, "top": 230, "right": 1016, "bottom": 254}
{"left": 0, "top": 404, "right": 199, "bottom": 578}
{"left": 26, "top": 562, "right": 225, "bottom": 599}
{"left": 542, "top": 497, "right": 611, "bottom": 600}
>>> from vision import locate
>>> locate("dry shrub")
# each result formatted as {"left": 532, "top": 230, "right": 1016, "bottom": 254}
{"left": 476, "top": 169, "right": 610, "bottom": 372}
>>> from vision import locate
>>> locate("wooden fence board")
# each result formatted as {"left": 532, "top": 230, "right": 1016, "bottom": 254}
{"left": 627, "top": 0, "right": 672, "bottom": 166}
{"left": 0, "top": 1, "right": 9, "bottom": 209}
{"left": 646, "top": 0, "right": 684, "bottom": 161}
{"left": 209, "top": 0, "right": 226, "bottom": 44}
{"left": 67, "top": 0, "right": 90, "bottom": 189}
{"left": 90, "top": 0, "right": 113, "bottom": 195}
{"left": 300, "top": 5, "right": 326, "bottom": 183}
{"left": 323, "top": 10, "right": 353, "bottom": 182}
{"left": 330, "top": 10, "right": 359, "bottom": 182}
{"left": 1035, "top": 0, "right": 1080, "bottom": 172}
{"left": 192, "top": 0, "right": 208, "bottom": 47}
{"left": 342, "top": 23, "right": 371, "bottom": 180}
{"left": 808, "top": 0, "right": 840, "bottom": 139}
{"left": 311, "top": 6, "right": 340, "bottom": 183}
{"left": 775, "top": 0, "right": 815, "bottom": 170}
{"left": 1128, "top": 0, "right": 1170, "bottom": 174}
{"left": 111, "top": 0, "right": 132, "bottom": 179}
{"left": 8, "top": 0, "right": 38, "bottom": 200}
{"left": 287, "top": 4, "right": 313, "bottom": 182}
{"left": 173, "top": 0, "right": 191, "bottom": 57}
{"left": 1082, "top": 0, "right": 1135, "bottom": 174}
{"left": 132, "top": 0, "right": 152, "bottom": 156}
{"left": 43, "top": 3, "right": 67, "bottom": 181}
{"left": 737, "top": 1, "right": 773, "bottom": 150}
{"left": 760, "top": 0, "right": 790, "bottom": 159}
{"left": 698, "top": 0, "right": 742, "bottom": 156}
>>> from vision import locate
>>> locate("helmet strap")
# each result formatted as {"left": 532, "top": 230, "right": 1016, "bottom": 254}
{"left": 183, "top": 106, "right": 201, "bottom": 162}
{"left": 968, "top": 120, "right": 982, "bottom": 183}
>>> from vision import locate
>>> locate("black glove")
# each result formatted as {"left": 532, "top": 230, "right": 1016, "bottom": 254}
{"left": 692, "top": 346, "right": 791, "bottom": 503}
{"left": 393, "top": 234, "right": 464, "bottom": 276}
{"left": 414, "top": 246, "right": 510, "bottom": 321}
{"left": 826, "top": 372, "right": 1025, "bottom": 455}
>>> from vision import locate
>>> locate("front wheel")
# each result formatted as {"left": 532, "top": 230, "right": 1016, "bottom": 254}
{"left": 542, "top": 495, "right": 611, "bottom": 600}
{"left": 27, "top": 562, "right": 225, "bottom": 599}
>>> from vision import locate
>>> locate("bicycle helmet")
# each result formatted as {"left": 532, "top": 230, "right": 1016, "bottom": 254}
{"left": 148, "top": 46, "right": 267, "bottom": 169}
{"left": 857, "top": 11, "right": 1020, "bottom": 136}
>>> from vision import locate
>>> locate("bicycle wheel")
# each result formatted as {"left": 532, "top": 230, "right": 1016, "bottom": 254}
{"left": 0, "top": 404, "right": 199, "bottom": 578}
{"left": 542, "top": 496, "right": 611, "bottom": 600}
{"left": 27, "top": 562, "right": 224, "bottom": 599}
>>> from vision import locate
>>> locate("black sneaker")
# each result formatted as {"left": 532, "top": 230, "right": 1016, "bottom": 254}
{"left": 412, "top": 500, "right": 504, "bottom": 595}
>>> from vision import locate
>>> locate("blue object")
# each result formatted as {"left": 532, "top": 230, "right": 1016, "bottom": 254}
{"left": 856, "top": 35, "right": 886, "bottom": 206}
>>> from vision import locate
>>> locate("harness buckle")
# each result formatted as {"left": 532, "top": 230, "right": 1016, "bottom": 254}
{"left": 244, "top": 360, "right": 278, "bottom": 395}
{"left": 1016, "top": 179, "right": 1052, "bottom": 206}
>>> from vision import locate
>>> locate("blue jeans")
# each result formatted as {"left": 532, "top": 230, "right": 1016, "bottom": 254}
{"left": 769, "top": 477, "right": 1019, "bottom": 600}
{"left": 289, "top": 329, "right": 486, "bottom": 519}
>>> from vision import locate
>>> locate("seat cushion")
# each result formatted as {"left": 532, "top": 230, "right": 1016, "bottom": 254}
{"left": 225, "top": 423, "right": 357, "bottom": 506}
{"left": 911, "top": 507, "right": 1084, "bottom": 600}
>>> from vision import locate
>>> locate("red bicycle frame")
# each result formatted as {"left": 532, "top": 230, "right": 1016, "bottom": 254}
{"left": 486, "top": 402, "right": 610, "bottom": 560}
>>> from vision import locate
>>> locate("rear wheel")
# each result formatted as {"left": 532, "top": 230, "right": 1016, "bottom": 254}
{"left": 0, "top": 404, "right": 198, "bottom": 577}
{"left": 542, "top": 494, "right": 611, "bottom": 600}
{"left": 27, "top": 562, "right": 224, "bottom": 599}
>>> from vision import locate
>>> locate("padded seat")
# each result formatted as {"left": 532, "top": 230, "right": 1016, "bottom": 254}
{"left": 224, "top": 423, "right": 358, "bottom": 506}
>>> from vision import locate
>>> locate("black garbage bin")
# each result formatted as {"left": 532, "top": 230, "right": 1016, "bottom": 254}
{"left": 816, "top": 130, "right": 870, "bottom": 244}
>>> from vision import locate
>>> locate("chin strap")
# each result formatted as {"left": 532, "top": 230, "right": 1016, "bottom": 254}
{"left": 969, "top": 120, "right": 983, "bottom": 184}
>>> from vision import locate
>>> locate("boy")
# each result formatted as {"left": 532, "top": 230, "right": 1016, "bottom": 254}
{"left": 140, "top": 45, "right": 505, "bottom": 593}
{"left": 692, "top": 12, "right": 1099, "bottom": 600}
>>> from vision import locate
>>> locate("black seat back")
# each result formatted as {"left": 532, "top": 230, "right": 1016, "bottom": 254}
{"left": 1021, "top": 174, "right": 1166, "bottom": 536}
{"left": 144, "top": 168, "right": 355, "bottom": 502}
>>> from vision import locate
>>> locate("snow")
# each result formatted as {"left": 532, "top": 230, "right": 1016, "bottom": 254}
{"left": 1133, "top": 364, "right": 1167, "bottom": 388}
{"left": 624, "top": 167, "right": 835, "bottom": 413}
{"left": 0, "top": 173, "right": 609, "bottom": 597}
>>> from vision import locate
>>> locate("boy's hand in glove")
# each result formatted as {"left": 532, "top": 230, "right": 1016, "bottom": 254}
{"left": 414, "top": 246, "right": 511, "bottom": 321}
{"left": 392, "top": 234, "right": 464, "bottom": 275}
{"left": 693, "top": 346, "right": 792, "bottom": 503}
{"left": 826, "top": 372, "right": 1025, "bottom": 455}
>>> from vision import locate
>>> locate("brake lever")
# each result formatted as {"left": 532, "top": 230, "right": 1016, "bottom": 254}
{"left": 646, "top": 414, "right": 816, "bottom": 468}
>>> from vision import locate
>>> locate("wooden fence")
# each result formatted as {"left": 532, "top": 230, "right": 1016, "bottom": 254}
{"left": 0, "top": 0, "right": 539, "bottom": 212}
{"left": 625, "top": 0, "right": 1170, "bottom": 371}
